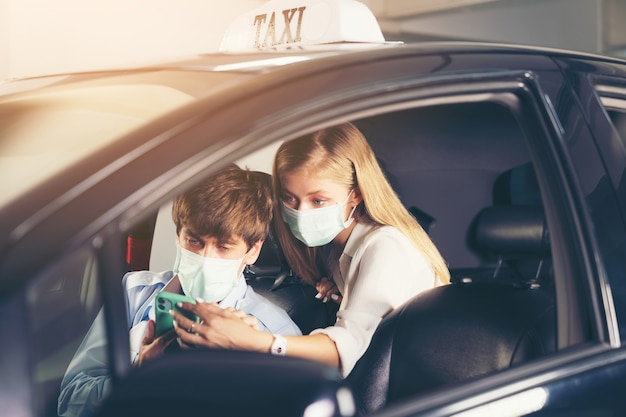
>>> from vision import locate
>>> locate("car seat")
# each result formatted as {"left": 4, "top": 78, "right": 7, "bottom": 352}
{"left": 95, "top": 350, "right": 353, "bottom": 417}
{"left": 346, "top": 205, "right": 556, "bottom": 414}
{"left": 452, "top": 205, "right": 552, "bottom": 284}
{"left": 452, "top": 162, "right": 548, "bottom": 284}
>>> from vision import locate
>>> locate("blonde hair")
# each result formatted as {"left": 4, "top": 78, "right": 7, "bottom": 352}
{"left": 272, "top": 122, "right": 450, "bottom": 285}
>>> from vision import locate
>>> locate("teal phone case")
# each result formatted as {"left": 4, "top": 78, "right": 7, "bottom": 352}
{"left": 155, "top": 292, "right": 198, "bottom": 336}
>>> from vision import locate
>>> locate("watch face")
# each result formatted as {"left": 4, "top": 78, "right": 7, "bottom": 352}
{"left": 271, "top": 335, "right": 287, "bottom": 356}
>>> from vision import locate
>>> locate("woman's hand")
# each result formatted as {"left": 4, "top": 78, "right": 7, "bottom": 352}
{"left": 315, "top": 277, "right": 342, "bottom": 304}
{"left": 170, "top": 301, "right": 272, "bottom": 352}
{"left": 228, "top": 307, "right": 260, "bottom": 330}
{"left": 172, "top": 301, "right": 341, "bottom": 369}
{"left": 135, "top": 320, "right": 177, "bottom": 366}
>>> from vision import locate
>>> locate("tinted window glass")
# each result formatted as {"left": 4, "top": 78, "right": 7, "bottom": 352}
{"left": 26, "top": 248, "right": 103, "bottom": 417}
{"left": 607, "top": 107, "right": 626, "bottom": 138}
{"left": 595, "top": 93, "right": 626, "bottom": 339}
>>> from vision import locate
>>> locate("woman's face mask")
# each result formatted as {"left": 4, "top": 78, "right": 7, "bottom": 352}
{"left": 281, "top": 190, "right": 357, "bottom": 247}
{"left": 173, "top": 246, "right": 244, "bottom": 302}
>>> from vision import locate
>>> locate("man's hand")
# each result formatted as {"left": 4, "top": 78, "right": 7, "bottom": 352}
{"left": 135, "top": 320, "right": 177, "bottom": 366}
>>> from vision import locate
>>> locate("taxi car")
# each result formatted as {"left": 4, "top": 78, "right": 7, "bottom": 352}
{"left": 3, "top": 0, "right": 626, "bottom": 416}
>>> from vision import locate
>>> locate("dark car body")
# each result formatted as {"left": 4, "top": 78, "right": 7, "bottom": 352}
{"left": 2, "top": 38, "right": 626, "bottom": 417}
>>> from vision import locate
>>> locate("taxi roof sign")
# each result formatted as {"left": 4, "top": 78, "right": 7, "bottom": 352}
{"left": 219, "top": 0, "right": 386, "bottom": 52}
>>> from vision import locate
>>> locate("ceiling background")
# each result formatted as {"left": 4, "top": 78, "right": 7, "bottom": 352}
{"left": 366, "top": 0, "right": 625, "bottom": 57}
{"left": 1, "top": 0, "right": 624, "bottom": 81}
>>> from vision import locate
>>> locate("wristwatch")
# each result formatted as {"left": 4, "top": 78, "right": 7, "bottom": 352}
{"left": 270, "top": 334, "right": 287, "bottom": 356}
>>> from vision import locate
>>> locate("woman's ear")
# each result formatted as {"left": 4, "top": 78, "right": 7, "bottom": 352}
{"left": 244, "top": 239, "right": 265, "bottom": 265}
{"left": 351, "top": 186, "right": 363, "bottom": 208}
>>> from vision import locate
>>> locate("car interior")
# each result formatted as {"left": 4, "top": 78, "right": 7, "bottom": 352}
{"left": 25, "top": 96, "right": 559, "bottom": 417}
{"left": 121, "top": 101, "right": 557, "bottom": 413}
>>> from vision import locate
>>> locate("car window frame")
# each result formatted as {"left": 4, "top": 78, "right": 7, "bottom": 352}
{"left": 556, "top": 64, "right": 626, "bottom": 346}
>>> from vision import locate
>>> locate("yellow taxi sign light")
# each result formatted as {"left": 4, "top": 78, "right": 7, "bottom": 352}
{"left": 219, "top": 0, "right": 386, "bottom": 52}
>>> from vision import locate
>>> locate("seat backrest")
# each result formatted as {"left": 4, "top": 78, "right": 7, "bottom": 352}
{"left": 95, "top": 350, "right": 353, "bottom": 417}
{"left": 347, "top": 205, "right": 556, "bottom": 414}
{"left": 149, "top": 201, "right": 176, "bottom": 272}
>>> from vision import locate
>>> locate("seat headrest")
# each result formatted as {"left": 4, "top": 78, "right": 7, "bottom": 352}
{"left": 472, "top": 205, "right": 549, "bottom": 258}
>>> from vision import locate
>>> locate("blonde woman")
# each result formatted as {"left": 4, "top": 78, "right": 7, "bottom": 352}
{"left": 171, "top": 122, "right": 449, "bottom": 377}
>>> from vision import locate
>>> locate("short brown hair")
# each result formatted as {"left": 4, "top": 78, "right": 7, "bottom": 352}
{"left": 172, "top": 164, "right": 273, "bottom": 248}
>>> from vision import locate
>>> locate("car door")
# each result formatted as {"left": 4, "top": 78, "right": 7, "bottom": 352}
{"left": 493, "top": 55, "right": 626, "bottom": 416}
{"left": 370, "top": 53, "right": 626, "bottom": 417}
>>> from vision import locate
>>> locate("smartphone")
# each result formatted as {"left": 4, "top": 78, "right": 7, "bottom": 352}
{"left": 155, "top": 292, "right": 199, "bottom": 337}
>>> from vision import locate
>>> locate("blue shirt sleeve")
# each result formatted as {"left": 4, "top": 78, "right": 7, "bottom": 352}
{"left": 237, "top": 286, "right": 302, "bottom": 336}
{"left": 58, "top": 271, "right": 169, "bottom": 417}
{"left": 57, "top": 309, "right": 111, "bottom": 417}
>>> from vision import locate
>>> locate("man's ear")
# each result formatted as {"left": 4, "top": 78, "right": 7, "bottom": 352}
{"left": 244, "top": 238, "right": 265, "bottom": 265}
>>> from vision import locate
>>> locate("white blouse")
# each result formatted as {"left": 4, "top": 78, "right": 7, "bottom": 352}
{"left": 311, "top": 222, "right": 438, "bottom": 377}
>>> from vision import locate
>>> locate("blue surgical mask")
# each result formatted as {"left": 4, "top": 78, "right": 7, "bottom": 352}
{"left": 281, "top": 190, "right": 357, "bottom": 247}
{"left": 173, "top": 246, "right": 244, "bottom": 303}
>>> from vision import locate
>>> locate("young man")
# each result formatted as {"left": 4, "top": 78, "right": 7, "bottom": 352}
{"left": 58, "top": 164, "right": 301, "bottom": 417}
